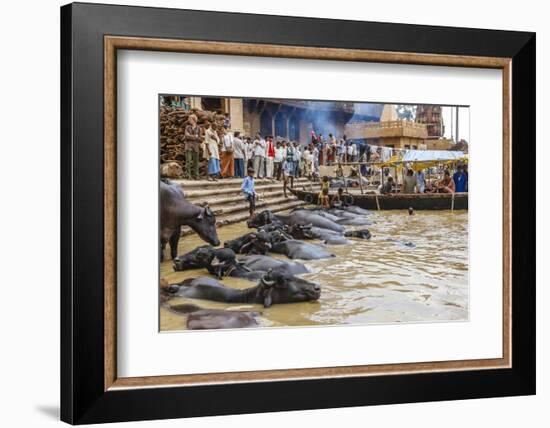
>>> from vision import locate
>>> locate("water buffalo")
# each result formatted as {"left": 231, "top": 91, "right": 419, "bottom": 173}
{"left": 174, "top": 246, "right": 308, "bottom": 280}
{"left": 276, "top": 223, "right": 348, "bottom": 245}
{"left": 173, "top": 246, "right": 258, "bottom": 280}
{"left": 249, "top": 209, "right": 344, "bottom": 234}
{"left": 280, "top": 209, "right": 345, "bottom": 233}
{"left": 344, "top": 229, "right": 372, "bottom": 239}
{"left": 172, "top": 245, "right": 212, "bottom": 271}
{"left": 239, "top": 255, "right": 309, "bottom": 275}
{"left": 166, "top": 303, "right": 260, "bottom": 330}
{"left": 224, "top": 231, "right": 273, "bottom": 255}
{"left": 341, "top": 206, "right": 370, "bottom": 216}
{"left": 246, "top": 210, "right": 283, "bottom": 228}
{"left": 187, "top": 310, "right": 259, "bottom": 330}
{"left": 173, "top": 245, "right": 237, "bottom": 278}
{"left": 160, "top": 181, "right": 220, "bottom": 261}
{"left": 335, "top": 217, "right": 373, "bottom": 226}
{"left": 271, "top": 240, "right": 335, "bottom": 260}
{"left": 168, "top": 270, "right": 321, "bottom": 307}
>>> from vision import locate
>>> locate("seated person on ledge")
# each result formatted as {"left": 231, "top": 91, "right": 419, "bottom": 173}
{"left": 331, "top": 187, "right": 348, "bottom": 208}
{"left": 435, "top": 170, "right": 455, "bottom": 193}
{"left": 380, "top": 176, "right": 395, "bottom": 195}
{"left": 318, "top": 188, "right": 331, "bottom": 209}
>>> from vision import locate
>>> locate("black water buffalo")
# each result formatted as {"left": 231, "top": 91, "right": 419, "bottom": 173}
{"left": 344, "top": 229, "right": 372, "bottom": 239}
{"left": 248, "top": 209, "right": 344, "bottom": 234}
{"left": 341, "top": 205, "right": 370, "bottom": 216}
{"left": 168, "top": 270, "right": 321, "bottom": 307}
{"left": 173, "top": 245, "right": 237, "bottom": 278}
{"left": 246, "top": 210, "right": 283, "bottom": 228}
{"left": 224, "top": 231, "right": 273, "bottom": 255}
{"left": 275, "top": 223, "right": 349, "bottom": 245}
{"left": 166, "top": 303, "right": 260, "bottom": 330}
{"left": 239, "top": 255, "right": 309, "bottom": 275}
{"left": 173, "top": 245, "right": 259, "bottom": 280}
{"left": 174, "top": 246, "right": 308, "bottom": 281}
{"left": 280, "top": 209, "right": 345, "bottom": 233}
{"left": 172, "top": 245, "right": 212, "bottom": 271}
{"left": 271, "top": 240, "right": 335, "bottom": 260}
{"left": 305, "top": 208, "right": 373, "bottom": 226}
{"left": 335, "top": 217, "right": 373, "bottom": 226}
{"left": 160, "top": 181, "right": 220, "bottom": 261}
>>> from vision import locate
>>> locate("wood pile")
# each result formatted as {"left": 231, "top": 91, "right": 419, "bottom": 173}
{"left": 160, "top": 106, "right": 226, "bottom": 178}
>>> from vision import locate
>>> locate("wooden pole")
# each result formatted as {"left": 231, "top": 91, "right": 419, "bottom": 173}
{"left": 358, "top": 162, "right": 364, "bottom": 195}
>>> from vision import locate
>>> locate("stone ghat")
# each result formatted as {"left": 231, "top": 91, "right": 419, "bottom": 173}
{"left": 169, "top": 177, "right": 320, "bottom": 236}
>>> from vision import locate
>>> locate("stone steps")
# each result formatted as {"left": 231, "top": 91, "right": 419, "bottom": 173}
{"left": 180, "top": 198, "right": 305, "bottom": 236}
{"left": 172, "top": 176, "right": 317, "bottom": 237}
{"left": 195, "top": 190, "right": 287, "bottom": 209}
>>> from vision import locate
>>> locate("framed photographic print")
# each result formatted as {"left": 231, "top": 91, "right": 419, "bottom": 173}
{"left": 60, "top": 2, "right": 536, "bottom": 424}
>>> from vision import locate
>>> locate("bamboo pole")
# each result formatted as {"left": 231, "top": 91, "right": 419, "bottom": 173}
{"left": 358, "top": 163, "right": 364, "bottom": 195}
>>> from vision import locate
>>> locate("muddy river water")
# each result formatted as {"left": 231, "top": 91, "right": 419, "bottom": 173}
{"left": 160, "top": 209, "right": 468, "bottom": 331}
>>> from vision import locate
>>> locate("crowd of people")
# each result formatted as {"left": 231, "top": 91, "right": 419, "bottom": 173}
{"left": 183, "top": 117, "right": 366, "bottom": 182}
{"left": 380, "top": 164, "right": 468, "bottom": 195}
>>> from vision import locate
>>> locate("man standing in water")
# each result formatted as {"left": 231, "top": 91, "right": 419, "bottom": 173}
{"left": 241, "top": 167, "right": 257, "bottom": 218}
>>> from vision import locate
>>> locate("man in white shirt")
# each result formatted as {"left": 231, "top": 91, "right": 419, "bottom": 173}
{"left": 233, "top": 131, "right": 245, "bottom": 178}
{"left": 274, "top": 141, "right": 285, "bottom": 180}
{"left": 245, "top": 138, "right": 254, "bottom": 170}
{"left": 347, "top": 142, "right": 354, "bottom": 162}
{"left": 253, "top": 133, "right": 266, "bottom": 178}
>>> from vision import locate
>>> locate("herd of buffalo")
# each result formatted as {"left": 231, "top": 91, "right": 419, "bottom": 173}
{"left": 160, "top": 180, "right": 373, "bottom": 330}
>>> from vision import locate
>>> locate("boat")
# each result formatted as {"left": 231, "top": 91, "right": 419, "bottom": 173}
{"left": 290, "top": 188, "right": 468, "bottom": 210}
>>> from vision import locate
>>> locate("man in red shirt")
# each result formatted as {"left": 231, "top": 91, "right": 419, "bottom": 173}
{"left": 265, "top": 135, "right": 276, "bottom": 179}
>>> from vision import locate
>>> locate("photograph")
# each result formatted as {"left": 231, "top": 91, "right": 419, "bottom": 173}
{"left": 159, "top": 95, "right": 470, "bottom": 331}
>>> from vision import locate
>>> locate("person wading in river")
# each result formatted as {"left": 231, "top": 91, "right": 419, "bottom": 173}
{"left": 241, "top": 167, "right": 257, "bottom": 218}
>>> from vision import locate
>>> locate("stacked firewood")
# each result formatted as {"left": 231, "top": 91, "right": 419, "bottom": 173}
{"left": 159, "top": 106, "right": 226, "bottom": 178}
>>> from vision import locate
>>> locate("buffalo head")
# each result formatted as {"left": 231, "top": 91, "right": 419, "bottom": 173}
{"left": 247, "top": 210, "right": 277, "bottom": 228}
{"left": 259, "top": 269, "right": 321, "bottom": 308}
{"left": 189, "top": 205, "right": 220, "bottom": 247}
{"left": 284, "top": 224, "right": 314, "bottom": 240}
{"left": 173, "top": 245, "right": 213, "bottom": 271}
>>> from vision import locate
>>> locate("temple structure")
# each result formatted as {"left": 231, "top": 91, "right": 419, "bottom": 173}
{"left": 345, "top": 104, "right": 453, "bottom": 150}
{"left": 415, "top": 105, "right": 444, "bottom": 138}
